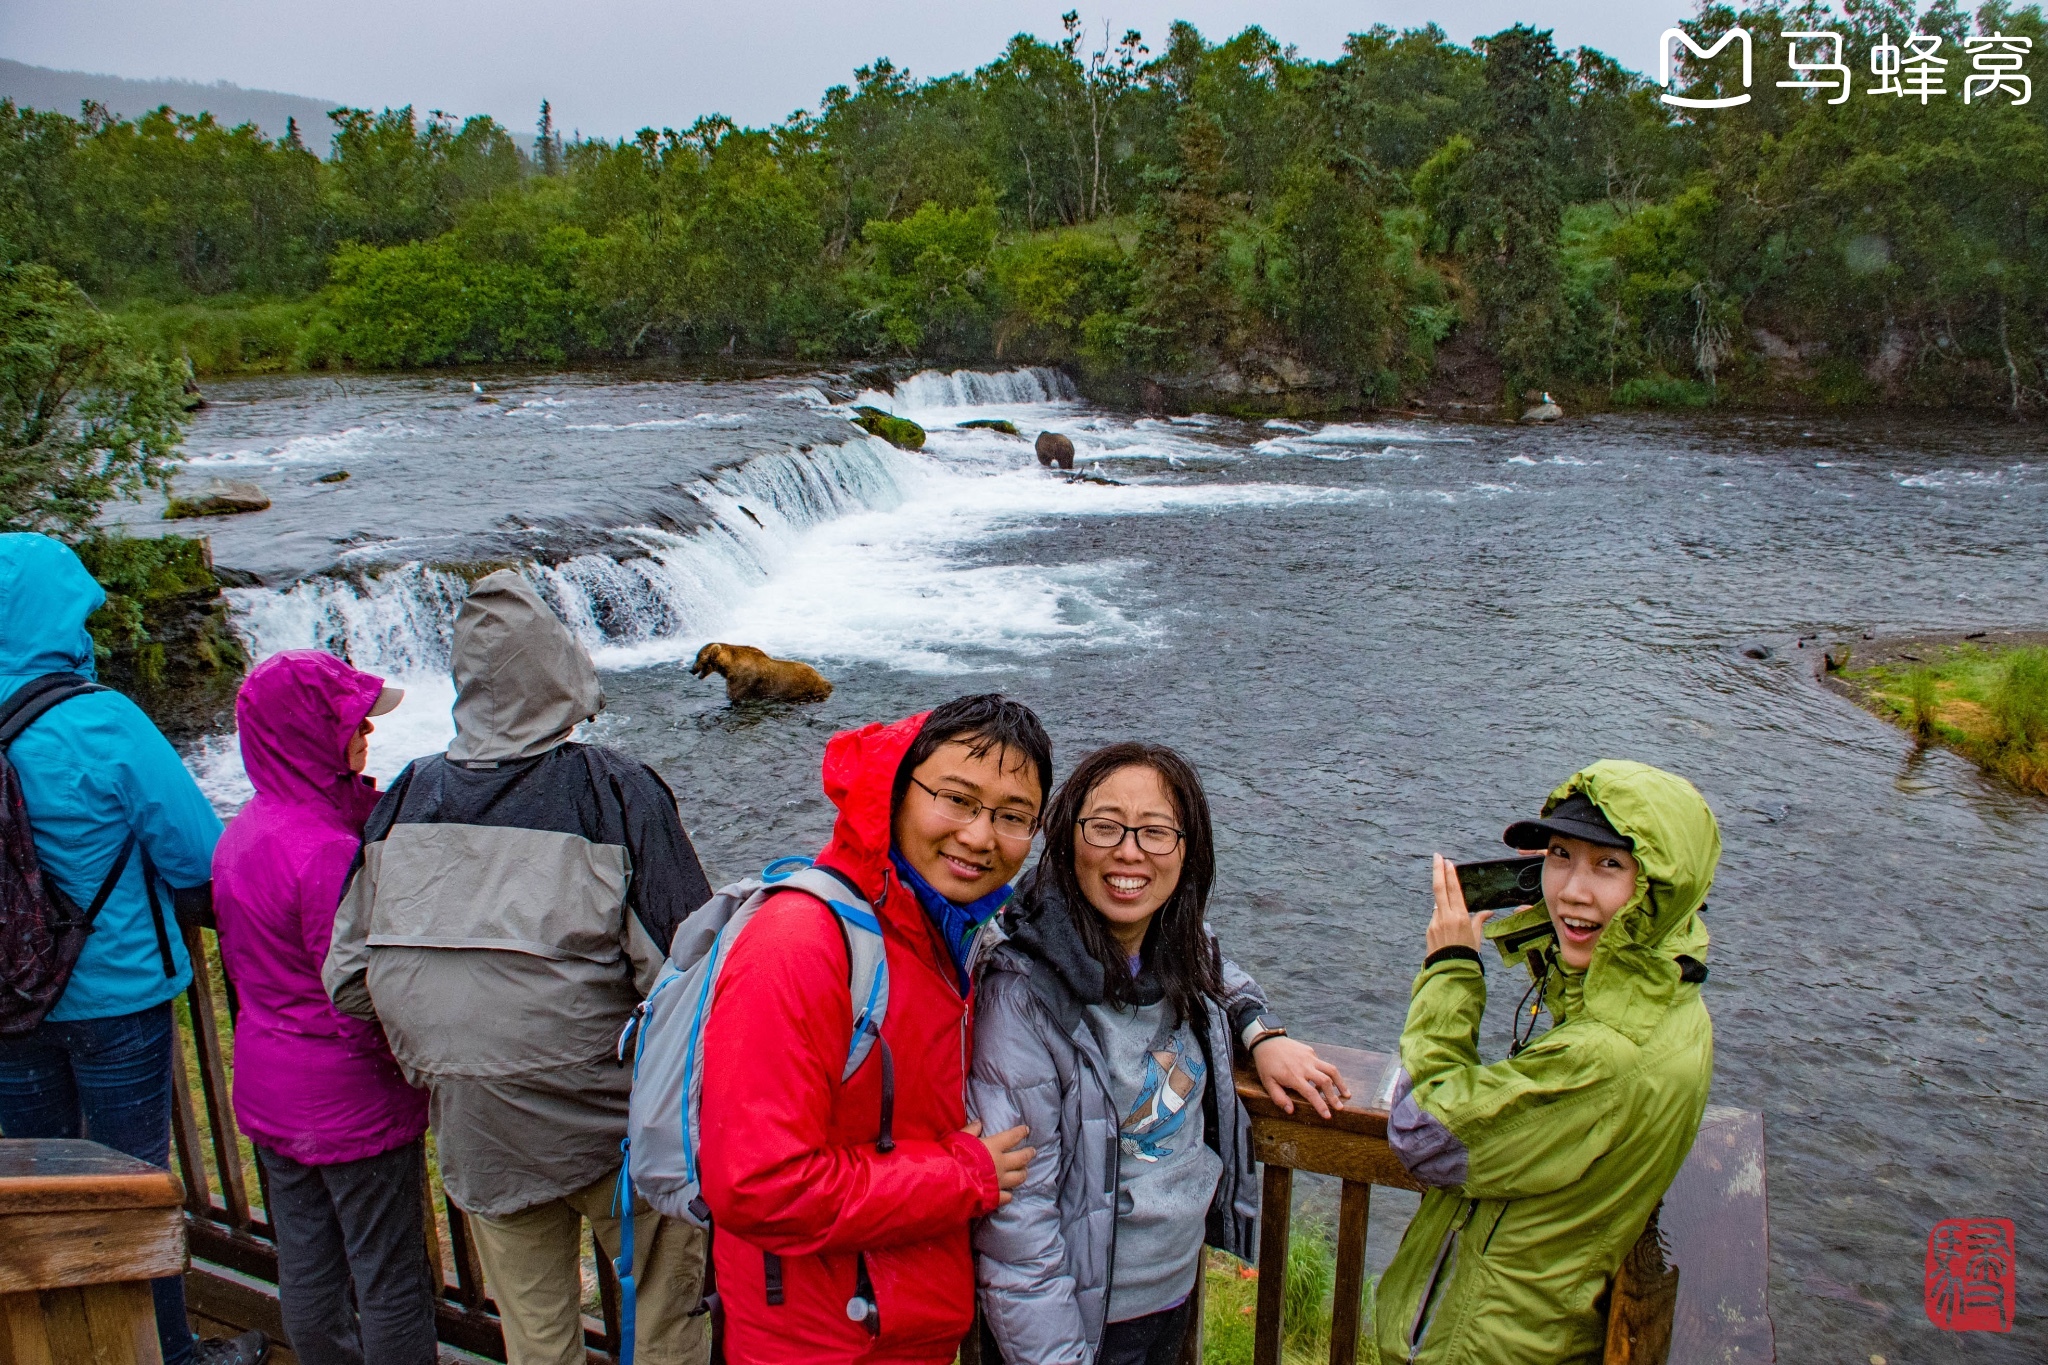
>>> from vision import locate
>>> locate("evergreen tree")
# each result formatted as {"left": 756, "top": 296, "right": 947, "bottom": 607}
{"left": 1133, "top": 109, "right": 1233, "bottom": 367}
{"left": 535, "top": 100, "right": 561, "bottom": 175}
{"left": 1459, "top": 24, "right": 1568, "bottom": 396}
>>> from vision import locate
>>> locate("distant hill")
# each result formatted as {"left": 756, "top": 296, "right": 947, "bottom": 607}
{"left": 0, "top": 58, "right": 343, "bottom": 145}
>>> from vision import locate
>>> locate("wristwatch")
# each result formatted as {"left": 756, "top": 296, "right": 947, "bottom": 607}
{"left": 1243, "top": 1013, "right": 1288, "bottom": 1053}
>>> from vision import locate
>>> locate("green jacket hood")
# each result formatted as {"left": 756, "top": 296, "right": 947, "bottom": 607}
{"left": 0, "top": 532, "right": 104, "bottom": 683}
{"left": 1486, "top": 760, "right": 1719, "bottom": 1042}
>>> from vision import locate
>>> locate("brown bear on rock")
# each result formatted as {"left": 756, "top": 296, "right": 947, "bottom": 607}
{"left": 690, "top": 643, "right": 834, "bottom": 703}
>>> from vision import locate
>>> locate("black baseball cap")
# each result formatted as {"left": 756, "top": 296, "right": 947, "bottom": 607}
{"left": 1503, "top": 792, "right": 1632, "bottom": 851}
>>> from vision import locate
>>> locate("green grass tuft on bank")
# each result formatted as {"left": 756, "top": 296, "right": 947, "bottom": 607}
{"left": 1850, "top": 644, "right": 2048, "bottom": 797}
{"left": 1198, "top": 1223, "right": 1367, "bottom": 1365}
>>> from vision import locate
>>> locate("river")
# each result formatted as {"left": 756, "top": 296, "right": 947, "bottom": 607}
{"left": 145, "top": 364, "right": 2047, "bottom": 1359}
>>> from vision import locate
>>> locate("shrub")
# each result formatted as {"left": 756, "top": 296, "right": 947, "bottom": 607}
{"left": 326, "top": 226, "right": 602, "bottom": 368}
{"left": 1989, "top": 648, "right": 2048, "bottom": 753}
{"left": 0, "top": 264, "right": 186, "bottom": 537}
{"left": 117, "top": 296, "right": 340, "bottom": 374}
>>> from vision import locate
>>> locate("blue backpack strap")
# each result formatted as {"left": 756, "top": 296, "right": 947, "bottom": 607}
{"left": 612, "top": 1139, "right": 637, "bottom": 1365}
{"left": 776, "top": 866, "right": 890, "bottom": 1082}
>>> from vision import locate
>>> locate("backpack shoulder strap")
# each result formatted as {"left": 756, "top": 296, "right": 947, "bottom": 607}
{"left": 0, "top": 674, "right": 104, "bottom": 751}
{"left": 775, "top": 865, "right": 890, "bottom": 1083}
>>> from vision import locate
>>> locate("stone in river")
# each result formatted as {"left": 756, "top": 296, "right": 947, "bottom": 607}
{"left": 164, "top": 478, "right": 272, "bottom": 519}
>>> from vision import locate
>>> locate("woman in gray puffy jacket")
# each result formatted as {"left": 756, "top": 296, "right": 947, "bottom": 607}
{"left": 968, "top": 741, "right": 1348, "bottom": 1365}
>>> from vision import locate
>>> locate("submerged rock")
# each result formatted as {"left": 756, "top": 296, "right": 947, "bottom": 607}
{"left": 1035, "top": 431, "right": 1076, "bottom": 469}
{"left": 852, "top": 406, "right": 926, "bottom": 450}
{"left": 959, "top": 418, "right": 1020, "bottom": 435}
{"left": 164, "top": 478, "right": 272, "bottom": 519}
{"left": 316, "top": 470, "right": 350, "bottom": 484}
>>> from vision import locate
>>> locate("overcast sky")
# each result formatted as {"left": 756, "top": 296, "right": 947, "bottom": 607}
{"left": 3, "top": 1, "right": 1698, "bottom": 138}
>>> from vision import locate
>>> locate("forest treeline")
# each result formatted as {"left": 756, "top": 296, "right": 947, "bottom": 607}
{"left": 3, "top": 0, "right": 2046, "bottom": 413}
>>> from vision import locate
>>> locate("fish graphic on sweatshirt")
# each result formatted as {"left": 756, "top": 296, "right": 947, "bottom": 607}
{"left": 1120, "top": 1037, "right": 1206, "bottom": 1163}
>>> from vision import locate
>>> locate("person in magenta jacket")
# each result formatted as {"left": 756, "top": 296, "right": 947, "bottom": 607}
{"left": 212, "top": 650, "right": 436, "bottom": 1365}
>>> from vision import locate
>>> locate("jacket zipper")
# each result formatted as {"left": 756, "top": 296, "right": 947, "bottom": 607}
{"left": 1408, "top": 1198, "right": 1477, "bottom": 1354}
{"left": 1079, "top": 1038, "right": 1119, "bottom": 1354}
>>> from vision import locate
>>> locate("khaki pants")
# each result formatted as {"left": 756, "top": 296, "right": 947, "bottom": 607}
{"left": 467, "top": 1168, "right": 709, "bottom": 1365}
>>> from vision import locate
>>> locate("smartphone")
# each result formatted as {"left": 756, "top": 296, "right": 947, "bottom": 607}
{"left": 1454, "top": 855, "right": 1545, "bottom": 913}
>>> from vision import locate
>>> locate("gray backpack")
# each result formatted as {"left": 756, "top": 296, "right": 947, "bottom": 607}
{"left": 619, "top": 856, "right": 893, "bottom": 1225}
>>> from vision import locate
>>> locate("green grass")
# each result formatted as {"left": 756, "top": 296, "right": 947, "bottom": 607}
{"left": 1199, "top": 1222, "right": 1371, "bottom": 1365}
{"left": 1612, "top": 374, "right": 1715, "bottom": 408}
{"left": 1850, "top": 643, "right": 2048, "bottom": 796}
{"left": 114, "top": 294, "right": 342, "bottom": 376}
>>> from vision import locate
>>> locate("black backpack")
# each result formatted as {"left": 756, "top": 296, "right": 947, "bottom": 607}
{"left": 0, "top": 673, "right": 159, "bottom": 1035}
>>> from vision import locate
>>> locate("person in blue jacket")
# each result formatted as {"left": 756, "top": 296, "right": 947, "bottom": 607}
{"left": 0, "top": 533, "right": 268, "bottom": 1365}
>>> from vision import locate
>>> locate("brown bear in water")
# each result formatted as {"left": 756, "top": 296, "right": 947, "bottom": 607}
{"left": 690, "top": 643, "right": 834, "bottom": 703}
{"left": 1035, "top": 431, "right": 1075, "bottom": 469}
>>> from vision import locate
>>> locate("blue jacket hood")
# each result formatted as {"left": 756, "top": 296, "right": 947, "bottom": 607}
{"left": 0, "top": 533, "right": 104, "bottom": 683}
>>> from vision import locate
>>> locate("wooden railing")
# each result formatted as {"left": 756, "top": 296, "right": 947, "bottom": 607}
{"left": 170, "top": 918, "right": 625, "bottom": 1364}
{"left": 170, "top": 934, "right": 1770, "bottom": 1365}
{"left": 1233, "top": 1042, "right": 1775, "bottom": 1365}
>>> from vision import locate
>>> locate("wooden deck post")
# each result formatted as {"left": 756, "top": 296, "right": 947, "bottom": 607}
{"left": 0, "top": 1139, "right": 188, "bottom": 1365}
{"left": 1327, "top": 1179, "right": 1372, "bottom": 1365}
{"left": 1251, "top": 1162, "right": 1293, "bottom": 1365}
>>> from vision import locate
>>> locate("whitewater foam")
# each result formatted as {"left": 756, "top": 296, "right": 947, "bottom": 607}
{"left": 193, "top": 368, "right": 1389, "bottom": 805}
{"left": 183, "top": 425, "right": 383, "bottom": 470}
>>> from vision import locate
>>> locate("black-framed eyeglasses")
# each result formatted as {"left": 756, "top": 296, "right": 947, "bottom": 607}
{"left": 1076, "top": 817, "right": 1184, "bottom": 856}
{"left": 910, "top": 777, "right": 1041, "bottom": 842}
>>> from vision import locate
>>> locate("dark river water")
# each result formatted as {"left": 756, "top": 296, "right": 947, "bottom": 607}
{"left": 156, "top": 366, "right": 2046, "bottom": 1360}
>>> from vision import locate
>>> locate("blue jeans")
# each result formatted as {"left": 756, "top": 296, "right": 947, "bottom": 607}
{"left": 0, "top": 1002, "right": 195, "bottom": 1365}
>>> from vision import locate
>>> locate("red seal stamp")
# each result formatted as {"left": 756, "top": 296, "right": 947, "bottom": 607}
{"left": 1924, "top": 1218, "right": 2016, "bottom": 1332}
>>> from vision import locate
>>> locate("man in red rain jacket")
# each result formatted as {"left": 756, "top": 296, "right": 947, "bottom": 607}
{"left": 699, "top": 695, "right": 1046, "bottom": 1363}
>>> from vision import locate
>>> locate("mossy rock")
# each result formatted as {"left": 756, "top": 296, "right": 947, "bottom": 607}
{"left": 852, "top": 406, "right": 926, "bottom": 450}
{"left": 74, "top": 533, "right": 248, "bottom": 741}
{"left": 164, "top": 478, "right": 272, "bottom": 518}
{"left": 958, "top": 418, "right": 1020, "bottom": 435}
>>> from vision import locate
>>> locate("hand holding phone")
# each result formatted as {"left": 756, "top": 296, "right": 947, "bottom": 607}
{"left": 1427, "top": 853, "right": 1494, "bottom": 957}
{"left": 1452, "top": 854, "right": 1546, "bottom": 914}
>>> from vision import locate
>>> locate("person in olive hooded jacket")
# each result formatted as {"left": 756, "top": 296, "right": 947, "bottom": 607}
{"left": 1376, "top": 759, "right": 1720, "bottom": 1365}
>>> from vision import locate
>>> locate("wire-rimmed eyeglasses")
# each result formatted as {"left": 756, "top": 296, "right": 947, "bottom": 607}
{"left": 1076, "top": 817, "right": 1185, "bottom": 856}
{"left": 909, "top": 777, "right": 1040, "bottom": 843}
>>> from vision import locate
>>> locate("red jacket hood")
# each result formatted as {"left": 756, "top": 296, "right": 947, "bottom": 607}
{"left": 816, "top": 709, "right": 928, "bottom": 916}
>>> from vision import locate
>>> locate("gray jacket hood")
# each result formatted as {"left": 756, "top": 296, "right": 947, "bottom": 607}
{"left": 447, "top": 571, "right": 603, "bottom": 763}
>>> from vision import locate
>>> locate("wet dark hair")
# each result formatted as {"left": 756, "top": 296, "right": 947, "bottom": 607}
{"left": 891, "top": 693, "right": 1054, "bottom": 817}
{"left": 1044, "top": 741, "right": 1222, "bottom": 1026}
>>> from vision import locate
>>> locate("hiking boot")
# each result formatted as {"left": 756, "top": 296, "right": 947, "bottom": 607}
{"left": 191, "top": 1331, "right": 270, "bottom": 1365}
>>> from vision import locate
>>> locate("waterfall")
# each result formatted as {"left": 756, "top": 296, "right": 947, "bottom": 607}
{"left": 228, "top": 435, "right": 920, "bottom": 676}
{"left": 879, "top": 366, "right": 1079, "bottom": 411}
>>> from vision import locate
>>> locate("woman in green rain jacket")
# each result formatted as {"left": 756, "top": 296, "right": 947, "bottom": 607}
{"left": 1374, "top": 760, "right": 1720, "bottom": 1365}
